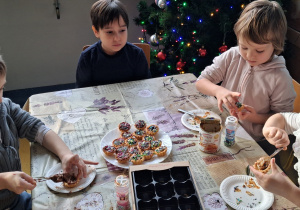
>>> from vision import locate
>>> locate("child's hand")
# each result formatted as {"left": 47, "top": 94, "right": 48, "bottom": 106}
{"left": 61, "top": 154, "right": 98, "bottom": 179}
{"left": 263, "top": 127, "right": 289, "bottom": 150}
{"left": 215, "top": 89, "right": 241, "bottom": 112}
{"left": 250, "top": 158, "right": 292, "bottom": 197}
{"left": 229, "top": 104, "right": 253, "bottom": 120}
{"left": 3, "top": 171, "right": 36, "bottom": 194}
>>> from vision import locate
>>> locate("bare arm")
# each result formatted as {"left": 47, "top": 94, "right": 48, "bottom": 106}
{"left": 262, "top": 113, "right": 289, "bottom": 149}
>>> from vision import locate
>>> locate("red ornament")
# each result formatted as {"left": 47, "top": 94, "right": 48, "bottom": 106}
{"left": 157, "top": 51, "right": 167, "bottom": 61}
{"left": 198, "top": 46, "right": 207, "bottom": 57}
{"left": 219, "top": 43, "right": 228, "bottom": 53}
{"left": 176, "top": 59, "right": 186, "bottom": 71}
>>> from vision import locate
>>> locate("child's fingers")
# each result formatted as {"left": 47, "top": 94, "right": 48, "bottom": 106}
{"left": 218, "top": 100, "right": 223, "bottom": 112}
{"left": 270, "top": 158, "right": 278, "bottom": 173}
{"left": 20, "top": 172, "right": 36, "bottom": 185}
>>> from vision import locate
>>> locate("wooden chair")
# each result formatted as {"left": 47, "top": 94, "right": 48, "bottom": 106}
{"left": 19, "top": 99, "right": 31, "bottom": 182}
{"left": 82, "top": 45, "right": 90, "bottom": 51}
{"left": 132, "top": 43, "right": 151, "bottom": 69}
{"left": 82, "top": 43, "right": 151, "bottom": 68}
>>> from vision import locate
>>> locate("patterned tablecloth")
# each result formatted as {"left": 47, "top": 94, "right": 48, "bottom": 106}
{"left": 29, "top": 73, "right": 297, "bottom": 209}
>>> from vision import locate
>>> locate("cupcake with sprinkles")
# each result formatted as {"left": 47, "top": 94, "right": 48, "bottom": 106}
{"left": 125, "top": 137, "right": 138, "bottom": 147}
{"left": 115, "top": 152, "right": 131, "bottom": 164}
{"left": 141, "top": 150, "right": 154, "bottom": 160}
{"left": 133, "top": 129, "right": 146, "bottom": 140}
{"left": 130, "top": 154, "right": 145, "bottom": 165}
{"left": 143, "top": 135, "right": 155, "bottom": 142}
{"left": 102, "top": 145, "right": 116, "bottom": 156}
{"left": 134, "top": 120, "right": 147, "bottom": 130}
{"left": 121, "top": 131, "right": 132, "bottom": 139}
{"left": 150, "top": 140, "right": 162, "bottom": 149}
{"left": 138, "top": 141, "right": 151, "bottom": 151}
{"left": 116, "top": 145, "right": 129, "bottom": 154}
{"left": 118, "top": 122, "right": 131, "bottom": 133}
{"left": 128, "top": 146, "right": 141, "bottom": 155}
{"left": 146, "top": 124, "right": 159, "bottom": 136}
{"left": 112, "top": 138, "right": 125, "bottom": 148}
{"left": 154, "top": 146, "right": 168, "bottom": 157}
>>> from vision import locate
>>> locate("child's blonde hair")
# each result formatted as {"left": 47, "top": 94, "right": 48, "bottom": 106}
{"left": 0, "top": 55, "right": 6, "bottom": 76}
{"left": 234, "top": 0, "right": 287, "bottom": 55}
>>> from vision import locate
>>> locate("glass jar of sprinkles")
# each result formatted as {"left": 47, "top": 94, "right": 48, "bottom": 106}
{"left": 115, "top": 175, "right": 130, "bottom": 210}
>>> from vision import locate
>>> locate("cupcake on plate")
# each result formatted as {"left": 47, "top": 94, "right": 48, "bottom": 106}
{"left": 112, "top": 138, "right": 125, "bottom": 148}
{"left": 128, "top": 146, "right": 141, "bottom": 155}
{"left": 134, "top": 120, "right": 147, "bottom": 130}
{"left": 130, "top": 154, "right": 145, "bottom": 165}
{"left": 141, "top": 150, "right": 154, "bottom": 161}
{"left": 138, "top": 141, "right": 151, "bottom": 151}
{"left": 125, "top": 136, "right": 138, "bottom": 147}
{"left": 118, "top": 122, "right": 131, "bottom": 133}
{"left": 154, "top": 146, "right": 168, "bottom": 157}
{"left": 146, "top": 124, "right": 159, "bottom": 136}
{"left": 115, "top": 152, "right": 131, "bottom": 164}
{"left": 116, "top": 146, "right": 129, "bottom": 154}
{"left": 133, "top": 129, "right": 146, "bottom": 140}
{"left": 121, "top": 131, "right": 132, "bottom": 139}
{"left": 143, "top": 135, "right": 155, "bottom": 142}
{"left": 102, "top": 145, "right": 116, "bottom": 156}
{"left": 150, "top": 140, "right": 162, "bottom": 149}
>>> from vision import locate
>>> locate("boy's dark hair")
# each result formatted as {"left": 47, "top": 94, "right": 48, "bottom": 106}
{"left": 0, "top": 55, "right": 6, "bottom": 76}
{"left": 234, "top": 0, "right": 287, "bottom": 55}
{"left": 90, "top": 0, "right": 129, "bottom": 31}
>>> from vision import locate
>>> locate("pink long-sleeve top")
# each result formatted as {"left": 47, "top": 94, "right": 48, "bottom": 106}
{"left": 198, "top": 46, "right": 296, "bottom": 141}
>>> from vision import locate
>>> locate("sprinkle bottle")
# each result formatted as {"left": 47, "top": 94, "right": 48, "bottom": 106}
{"left": 224, "top": 116, "right": 238, "bottom": 147}
{"left": 115, "top": 175, "right": 130, "bottom": 210}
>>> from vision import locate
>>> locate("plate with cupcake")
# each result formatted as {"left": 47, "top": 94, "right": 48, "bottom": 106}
{"left": 100, "top": 120, "right": 172, "bottom": 169}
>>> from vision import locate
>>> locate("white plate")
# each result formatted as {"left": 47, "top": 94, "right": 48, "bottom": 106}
{"left": 100, "top": 127, "right": 172, "bottom": 169}
{"left": 181, "top": 109, "right": 221, "bottom": 131}
{"left": 45, "top": 163, "right": 96, "bottom": 193}
{"left": 220, "top": 175, "right": 274, "bottom": 210}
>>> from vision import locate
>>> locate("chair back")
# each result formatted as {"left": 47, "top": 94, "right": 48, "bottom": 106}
{"left": 82, "top": 43, "right": 151, "bottom": 68}
{"left": 132, "top": 43, "right": 150, "bottom": 68}
{"left": 82, "top": 45, "right": 91, "bottom": 51}
{"left": 292, "top": 79, "right": 300, "bottom": 113}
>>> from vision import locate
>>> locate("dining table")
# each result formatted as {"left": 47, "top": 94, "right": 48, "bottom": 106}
{"left": 27, "top": 73, "right": 297, "bottom": 209}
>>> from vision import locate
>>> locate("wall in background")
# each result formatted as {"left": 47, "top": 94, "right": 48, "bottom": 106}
{"left": 0, "top": 0, "right": 152, "bottom": 91}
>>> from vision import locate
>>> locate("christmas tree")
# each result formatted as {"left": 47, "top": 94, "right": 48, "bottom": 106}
{"left": 134, "top": 0, "right": 289, "bottom": 78}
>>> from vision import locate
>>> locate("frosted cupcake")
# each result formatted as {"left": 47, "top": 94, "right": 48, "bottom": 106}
{"left": 150, "top": 140, "right": 162, "bottom": 149}
{"left": 154, "top": 146, "right": 168, "bottom": 157}
{"left": 102, "top": 145, "right": 116, "bottom": 156}
{"left": 138, "top": 141, "right": 151, "bottom": 151}
{"left": 133, "top": 129, "right": 146, "bottom": 140}
{"left": 143, "top": 135, "right": 155, "bottom": 142}
{"left": 128, "top": 146, "right": 141, "bottom": 155}
{"left": 112, "top": 138, "right": 125, "bottom": 148}
{"left": 134, "top": 120, "right": 147, "bottom": 130}
{"left": 115, "top": 152, "right": 130, "bottom": 164}
{"left": 125, "top": 137, "right": 138, "bottom": 147}
{"left": 118, "top": 122, "right": 131, "bottom": 133}
{"left": 121, "top": 131, "right": 132, "bottom": 139}
{"left": 141, "top": 150, "right": 154, "bottom": 161}
{"left": 130, "top": 154, "right": 145, "bottom": 165}
{"left": 146, "top": 124, "right": 159, "bottom": 136}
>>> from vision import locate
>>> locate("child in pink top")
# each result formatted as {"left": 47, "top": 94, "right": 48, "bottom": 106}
{"left": 196, "top": 0, "right": 296, "bottom": 142}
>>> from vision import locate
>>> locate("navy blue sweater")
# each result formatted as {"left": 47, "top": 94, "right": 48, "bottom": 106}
{"left": 76, "top": 41, "right": 151, "bottom": 88}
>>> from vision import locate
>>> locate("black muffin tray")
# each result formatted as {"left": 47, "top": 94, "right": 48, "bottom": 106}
{"left": 129, "top": 161, "right": 204, "bottom": 210}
